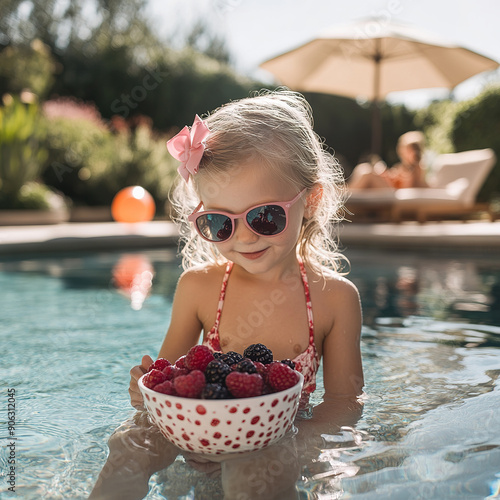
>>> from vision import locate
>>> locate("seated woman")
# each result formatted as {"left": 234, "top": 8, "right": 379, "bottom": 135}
{"left": 348, "top": 131, "right": 428, "bottom": 190}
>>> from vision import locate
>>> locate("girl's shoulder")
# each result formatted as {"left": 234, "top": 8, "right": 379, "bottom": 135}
{"left": 171, "top": 264, "right": 229, "bottom": 330}
{"left": 308, "top": 267, "right": 360, "bottom": 304}
{"left": 307, "top": 267, "right": 361, "bottom": 335}
{"left": 177, "top": 262, "right": 228, "bottom": 289}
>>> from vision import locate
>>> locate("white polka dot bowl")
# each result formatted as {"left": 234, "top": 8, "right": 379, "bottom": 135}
{"left": 139, "top": 372, "right": 304, "bottom": 455}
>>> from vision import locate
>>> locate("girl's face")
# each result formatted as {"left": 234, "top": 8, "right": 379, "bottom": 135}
{"left": 196, "top": 159, "right": 306, "bottom": 278}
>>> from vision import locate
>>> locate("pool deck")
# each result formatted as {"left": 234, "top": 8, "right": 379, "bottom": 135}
{"left": 0, "top": 219, "right": 499, "bottom": 256}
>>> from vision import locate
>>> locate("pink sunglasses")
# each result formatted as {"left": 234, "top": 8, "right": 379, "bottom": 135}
{"left": 188, "top": 189, "right": 307, "bottom": 242}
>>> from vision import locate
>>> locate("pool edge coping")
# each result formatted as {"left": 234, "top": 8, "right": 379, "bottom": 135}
{"left": 1, "top": 220, "right": 500, "bottom": 256}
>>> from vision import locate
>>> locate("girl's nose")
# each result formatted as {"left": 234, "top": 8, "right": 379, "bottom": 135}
{"left": 233, "top": 219, "right": 259, "bottom": 243}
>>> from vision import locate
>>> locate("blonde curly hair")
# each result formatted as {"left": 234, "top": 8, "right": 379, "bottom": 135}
{"left": 170, "top": 89, "right": 349, "bottom": 276}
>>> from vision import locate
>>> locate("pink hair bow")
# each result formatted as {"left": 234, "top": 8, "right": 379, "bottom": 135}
{"left": 166, "top": 115, "right": 210, "bottom": 182}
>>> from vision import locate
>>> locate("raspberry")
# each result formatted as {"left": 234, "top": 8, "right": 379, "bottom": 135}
{"left": 253, "top": 361, "right": 267, "bottom": 378}
{"left": 267, "top": 362, "right": 299, "bottom": 392}
{"left": 174, "top": 370, "right": 206, "bottom": 398}
{"left": 172, "top": 368, "right": 189, "bottom": 378}
{"left": 233, "top": 358, "right": 257, "bottom": 374}
{"left": 161, "top": 365, "right": 175, "bottom": 380}
{"left": 185, "top": 345, "right": 214, "bottom": 372}
{"left": 204, "top": 360, "right": 232, "bottom": 384}
{"left": 161, "top": 365, "right": 188, "bottom": 380}
{"left": 149, "top": 358, "right": 171, "bottom": 372}
{"left": 142, "top": 369, "right": 167, "bottom": 389}
{"left": 154, "top": 380, "right": 177, "bottom": 395}
{"left": 225, "top": 372, "right": 263, "bottom": 398}
{"left": 201, "top": 383, "right": 231, "bottom": 399}
{"left": 243, "top": 343, "right": 274, "bottom": 364}
{"left": 280, "top": 359, "right": 296, "bottom": 370}
{"left": 174, "top": 355, "right": 187, "bottom": 369}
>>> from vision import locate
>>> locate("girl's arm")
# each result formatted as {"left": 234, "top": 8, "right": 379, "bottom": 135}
{"left": 129, "top": 270, "right": 204, "bottom": 408}
{"left": 157, "top": 269, "right": 205, "bottom": 362}
{"left": 298, "top": 278, "right": 364, "bottom": 444}
{"left": 322, "top": 277, "right": 363, "bottom": 400}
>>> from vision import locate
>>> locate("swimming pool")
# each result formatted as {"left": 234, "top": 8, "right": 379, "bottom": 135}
{"left": 0, "top": 248, "right": 499, "bottom": 499}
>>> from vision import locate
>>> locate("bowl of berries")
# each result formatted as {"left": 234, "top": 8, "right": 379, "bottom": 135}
{"left": 139, "top": 343, "right": 303, "bottom": 455}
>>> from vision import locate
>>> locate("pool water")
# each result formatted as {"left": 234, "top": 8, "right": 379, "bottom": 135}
{"left": 0, "top": 249, "right": 499, "bottom": 499}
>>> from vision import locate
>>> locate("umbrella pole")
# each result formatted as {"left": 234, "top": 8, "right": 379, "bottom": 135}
{"left": 371, "top": 45, "right": 382, "bottom": 155}
{"left": 371, "top": 100, "right": 382, "bottom": 156}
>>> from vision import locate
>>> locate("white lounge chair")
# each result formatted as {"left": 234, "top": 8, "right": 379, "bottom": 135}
{"left": 347, "top": 148, "right": 497, "bottom": 222}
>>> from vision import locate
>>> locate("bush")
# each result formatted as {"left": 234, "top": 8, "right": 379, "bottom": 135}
{"left": 0, "top": 94, "right": 49, "bottom": 208}
{"left": 91, "top": 116, "right": 178, "bottom": 210}
{"left": 0, "top": 181, "right": 66, "bottom": 210}
{"left": 15, "top": 182, "right": 52, "bottom": 209}
{"left": 41, "top": 98, "right": 178, "bottom": 211}
{"left": 416, "top": 87, "right": 500, "bottom": 202}
{"left": 415, "top": 99, "right": 458, "bottom": 154}
{"left": 451, "top": 86, "right": 500, "bottom": 202}
{"left": 40, "top": 98, "right": 114, "bottom": 205}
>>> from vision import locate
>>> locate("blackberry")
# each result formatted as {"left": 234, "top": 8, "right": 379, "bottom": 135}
{"left": 217, "top": 351, "right": 243, "bottom": 366}
{"left": 243, "top": 343, "right": 273, "bottom": 364}
{"left": 201, "top": 383, "right": 231, "bottom": 399}
{"left": 234, "top": 358, "right": 257, "bottom": 374}
{"left": 280, "top": 359, "right": 296, "bottom": 370}
{"left": 204, "top": 360, "right": 232, "bottom": 384}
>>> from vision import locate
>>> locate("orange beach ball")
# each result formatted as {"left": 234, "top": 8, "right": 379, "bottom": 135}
{"left": 111, "top": 186, "right": 156, "bottom": 223}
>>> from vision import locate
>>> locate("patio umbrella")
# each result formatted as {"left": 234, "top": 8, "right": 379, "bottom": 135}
{"left": 260, "top": 18, "right": 499, "bottom": 154}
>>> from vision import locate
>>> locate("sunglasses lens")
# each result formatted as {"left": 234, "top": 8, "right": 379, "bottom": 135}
{"left": 196, "top": 214, "right": 232, "bottom": 242}
{"left": 247, "top": 205, "right": 286, "bottom": 235}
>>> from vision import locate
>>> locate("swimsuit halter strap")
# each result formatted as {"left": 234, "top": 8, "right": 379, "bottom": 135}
{"left": 297, "top": 257, "right": 315, "bottom": 342}
{"left": 212, "top": 261, "right": 233, "bottom": 332}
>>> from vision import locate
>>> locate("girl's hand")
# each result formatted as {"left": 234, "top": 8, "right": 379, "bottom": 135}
{"left": 129, "top": 355, "right": 154, "bottom": 409}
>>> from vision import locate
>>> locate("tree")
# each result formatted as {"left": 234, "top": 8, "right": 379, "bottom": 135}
{"left": 0, "top": 0, "right": 153, "bottom": 53}
{"left": 185, "top": 20, "right": 232, "bottom": 65}
{"left": 0, "top": 39, "right": 56, "bottom": 98}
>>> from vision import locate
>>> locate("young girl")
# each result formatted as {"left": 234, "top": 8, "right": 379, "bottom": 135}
{"left": 90, "top": 90, "right": 364, "bottom": 500}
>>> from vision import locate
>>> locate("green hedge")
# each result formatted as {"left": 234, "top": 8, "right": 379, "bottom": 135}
{"left": 416, "top": 86, "right": 500, "bottom": 202}
{"left": 41, "top": 101, "right": 178, "bottom": 211}
{"left": 51, "top": 45, "right": 257, "bottom": 132}
{"left": 452, "top": 87, "right": 500, "bottom": 202}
